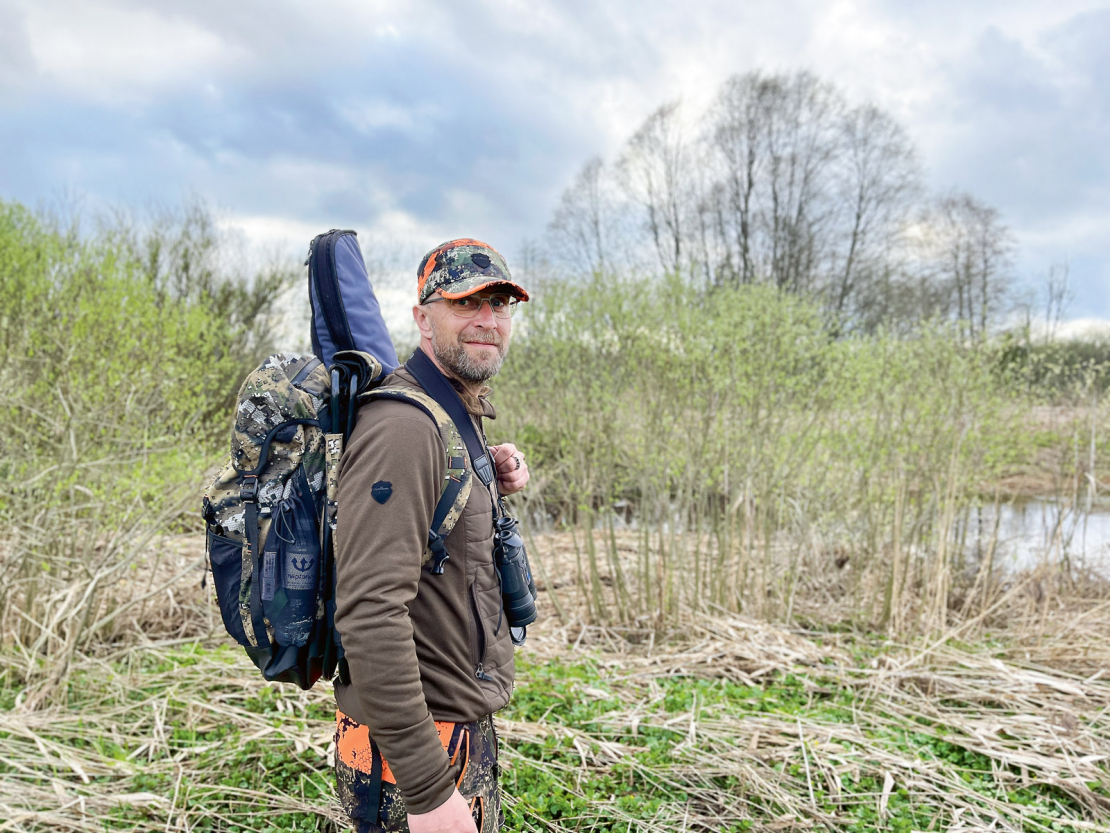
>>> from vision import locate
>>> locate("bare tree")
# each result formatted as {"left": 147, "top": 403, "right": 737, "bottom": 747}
{"left": 703, "top": 71, "right": 845, "bottom": 292}
{"left": 616, "top": 101, "right": 691, "bottom": 275}
{"left": 918, "top": 193, "right": 1015, "bottom": 339}
{"left": 757, "top": 72, "right": 842, "bottom": 293}
{"left": 831, "top": 104, "right": 920, "bottom": 318}
{"left": 548, "top": 157, "right": 613, "bottom": 276}
{"left": 1044, "top": 259, "right": 1072, "bottom": 342}
{"left": 706, "top": 73, "right": 765, "bottom": 284}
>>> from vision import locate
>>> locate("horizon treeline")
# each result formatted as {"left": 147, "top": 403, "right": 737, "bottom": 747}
{"left": 545, "top": 70, "right": 1035, "bottom": 337}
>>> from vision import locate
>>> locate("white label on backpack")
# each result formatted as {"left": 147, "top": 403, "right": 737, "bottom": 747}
{"left": 284, "top": 545, "right": 317, "bottom": 591}
{"left": 262, "top": 551, "right": 277, "bottom": 601}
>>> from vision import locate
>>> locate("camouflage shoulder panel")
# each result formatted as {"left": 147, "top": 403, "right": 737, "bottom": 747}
{"left": 203, "top": 353, "right": 328, "bottom": 545}
{"left": 365, "top": 385, "right": 472, "bottom": 545}
{"left": 231, "top": 354, "right": 327, "bottom": 474}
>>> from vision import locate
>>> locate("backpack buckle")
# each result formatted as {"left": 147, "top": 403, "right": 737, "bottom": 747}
{"left": 473, "top": 455, "right": 495, "bottom": 487}
{"left": 427, "top": 531, "right": 450, "bottom": 575}
{"left": 240, "top": 475, "right": 260, "bottom": 502}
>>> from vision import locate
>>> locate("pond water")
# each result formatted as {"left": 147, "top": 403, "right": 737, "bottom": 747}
{"left": 558, "top": 497, "right": 1110, "bottom": 580}
{"left": 963, "top": 498, "right": 1110, "bottom": 577}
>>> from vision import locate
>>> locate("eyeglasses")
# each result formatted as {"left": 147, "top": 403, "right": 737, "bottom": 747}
{"left": 423, "top": 293, "right": 520, "bottom": 319}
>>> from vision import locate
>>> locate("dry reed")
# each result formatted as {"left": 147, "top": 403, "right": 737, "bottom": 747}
{"left": 0, "top": 531, "right": 1106, "bottom": 832}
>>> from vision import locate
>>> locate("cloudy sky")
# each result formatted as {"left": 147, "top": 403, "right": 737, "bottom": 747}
{"left": 1, "top": 0, "right": 1108, "bottom": 321}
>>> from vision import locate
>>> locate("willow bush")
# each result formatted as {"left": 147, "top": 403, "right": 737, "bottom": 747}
{"left": 0, "top": 199, "right": 293, "bottom": 687}
{"left": 496, "top": 273, "right": 1028, "bottom": 632}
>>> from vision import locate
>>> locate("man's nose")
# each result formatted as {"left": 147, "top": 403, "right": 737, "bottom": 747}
{"left": 471, "top": 299, "right": 497, "bottom": 326}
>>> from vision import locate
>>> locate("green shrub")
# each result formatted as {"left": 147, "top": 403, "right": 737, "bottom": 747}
{"left": 495, "top": 273, "right": 1026, "bottom": 629}
{"left": 0, "top": 199, "right": 296, "bottom": 662}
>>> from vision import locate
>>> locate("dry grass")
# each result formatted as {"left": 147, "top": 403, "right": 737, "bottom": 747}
{"left": 509, "top": 591, "right": 1110, "bottom": 831}
{"left": 0, "top": 531, "right": 1107, "bottom": 831}
{"left": 0, "top": 654, "right": 342, "bottom": 831}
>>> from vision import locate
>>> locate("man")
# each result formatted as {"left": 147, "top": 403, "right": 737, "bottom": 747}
{"left": 333, "top": 239, "right": 530, "bottom": 833}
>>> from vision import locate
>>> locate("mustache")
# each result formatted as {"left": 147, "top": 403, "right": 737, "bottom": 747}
{"left": 459, "top": 330, "right": 503, "bottom": 347}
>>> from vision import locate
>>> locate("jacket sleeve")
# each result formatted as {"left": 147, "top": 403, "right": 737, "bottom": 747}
{"left": 334, "top": 409, "right": 453, "bottom": 815}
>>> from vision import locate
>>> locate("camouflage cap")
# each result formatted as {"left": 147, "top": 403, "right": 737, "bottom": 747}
{"left": 417, "top": 239, "right": 529, "bottom": 305}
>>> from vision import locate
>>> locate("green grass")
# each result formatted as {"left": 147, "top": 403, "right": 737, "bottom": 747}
{"left": 4, "top": 634, "right": 1105, "bottom": 832}
{"left": 500, "top": 659, "right": 1102, "bottom": 832}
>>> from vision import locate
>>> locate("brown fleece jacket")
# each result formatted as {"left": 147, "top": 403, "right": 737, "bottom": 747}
{"left": 333, "top": 367, "right": 514, "bottom": 815}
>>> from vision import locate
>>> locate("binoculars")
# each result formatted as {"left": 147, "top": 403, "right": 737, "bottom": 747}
{"left": 493, "top": 515, "right": 537, "bottom": 637}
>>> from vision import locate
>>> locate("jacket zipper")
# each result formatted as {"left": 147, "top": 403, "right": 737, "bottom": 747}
{"left": 468, "top": 583, "right": 493, "bottom": 682}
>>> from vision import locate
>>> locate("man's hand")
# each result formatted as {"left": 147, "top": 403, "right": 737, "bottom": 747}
{"left": 407, "top": 788, "right": 478, "bottom": 833}
{"left": 489, "top": 443, "right": 529, "bottom": 495}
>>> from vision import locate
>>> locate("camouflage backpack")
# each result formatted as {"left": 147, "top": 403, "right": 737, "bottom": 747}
{"left": 202, "top": 350, "right": 474, "bottom": 690}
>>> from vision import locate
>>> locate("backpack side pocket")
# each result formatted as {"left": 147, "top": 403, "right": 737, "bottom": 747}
{"left": 262, "top": 467, "right": 321, "bottom": 648}
{"left": 207, "top": 530, "right": 251, "bottom": 647}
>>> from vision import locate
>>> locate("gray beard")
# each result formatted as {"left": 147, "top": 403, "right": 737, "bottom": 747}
{"left": 430, "top": 327, "right": 506, "bottom": 383}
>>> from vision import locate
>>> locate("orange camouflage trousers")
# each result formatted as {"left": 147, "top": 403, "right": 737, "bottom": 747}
{"left": 334, "top": 710, "right": 503, "bottom": 833}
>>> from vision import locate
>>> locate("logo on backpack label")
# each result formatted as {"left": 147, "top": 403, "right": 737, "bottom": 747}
{"left": 371, "top": 480, "right": 393, "bottom": 504}
{"left": 283, "top": 545, "right": 316, "bottom": 591}
{"left": 262, "top": 551, "right": 277, "bottom": 601}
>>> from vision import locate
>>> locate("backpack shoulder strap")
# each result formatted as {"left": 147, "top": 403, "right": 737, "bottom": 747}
{"left": 365, "top": 385, "right": 472, "bottom": 573}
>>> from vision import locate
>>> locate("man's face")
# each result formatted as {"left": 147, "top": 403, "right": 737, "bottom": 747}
{"left": 421, "top": 293, "right": 513, "bottom": 384}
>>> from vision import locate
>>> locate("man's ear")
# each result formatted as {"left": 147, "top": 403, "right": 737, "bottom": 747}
{"left": 413, "top": 304, "right": 434, "bottom": 339}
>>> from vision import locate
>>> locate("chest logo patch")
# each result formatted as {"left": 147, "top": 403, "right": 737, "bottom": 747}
{"left": 371, "top": 480, "right": 393, "bottom": 504}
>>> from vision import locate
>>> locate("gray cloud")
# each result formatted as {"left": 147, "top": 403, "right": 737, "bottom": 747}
{"left": 0, "top": 0, "right": 1107, "bottom": 315}
{"left": 0, "top": 3, "right": 34, "bottom": 88}
{"left": 898, "top": 9, "right": 1110, "bottom": 315}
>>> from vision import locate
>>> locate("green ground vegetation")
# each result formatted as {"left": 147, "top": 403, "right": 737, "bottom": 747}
{"left": 3, "top": 618, "right": 1107, "bottom": 832}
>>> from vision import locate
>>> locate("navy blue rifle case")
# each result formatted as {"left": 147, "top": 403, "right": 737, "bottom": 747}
{"left": 307, "top": 229, "right": 399, "bottom": 373}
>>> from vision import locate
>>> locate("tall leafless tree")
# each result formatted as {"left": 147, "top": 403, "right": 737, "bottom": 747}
{"left": 757, "top": 72, "right": 842, "bottom": 293}
{"left": 831, "top": 104, "right": 920, "bottom": 318}
{"left": 706, "top": 73, "right": 765, "bottom": 285}
{"left": 616, "top": 101, "right": 691, "bottom": 275}
{"left": 545, "top": 70, "right": 1015, "bottom": 334}
{"left": 702, "top": 72, "right": 845, "bottom": 293}
{"left": 548, "top": 156, "right": 612, "bottom": 276}
{"left": 919, "top": 193, "right": 1015, "bottom": 339}
{"left": 1044, "top": 259, "right": 1072, "bottom": 342}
